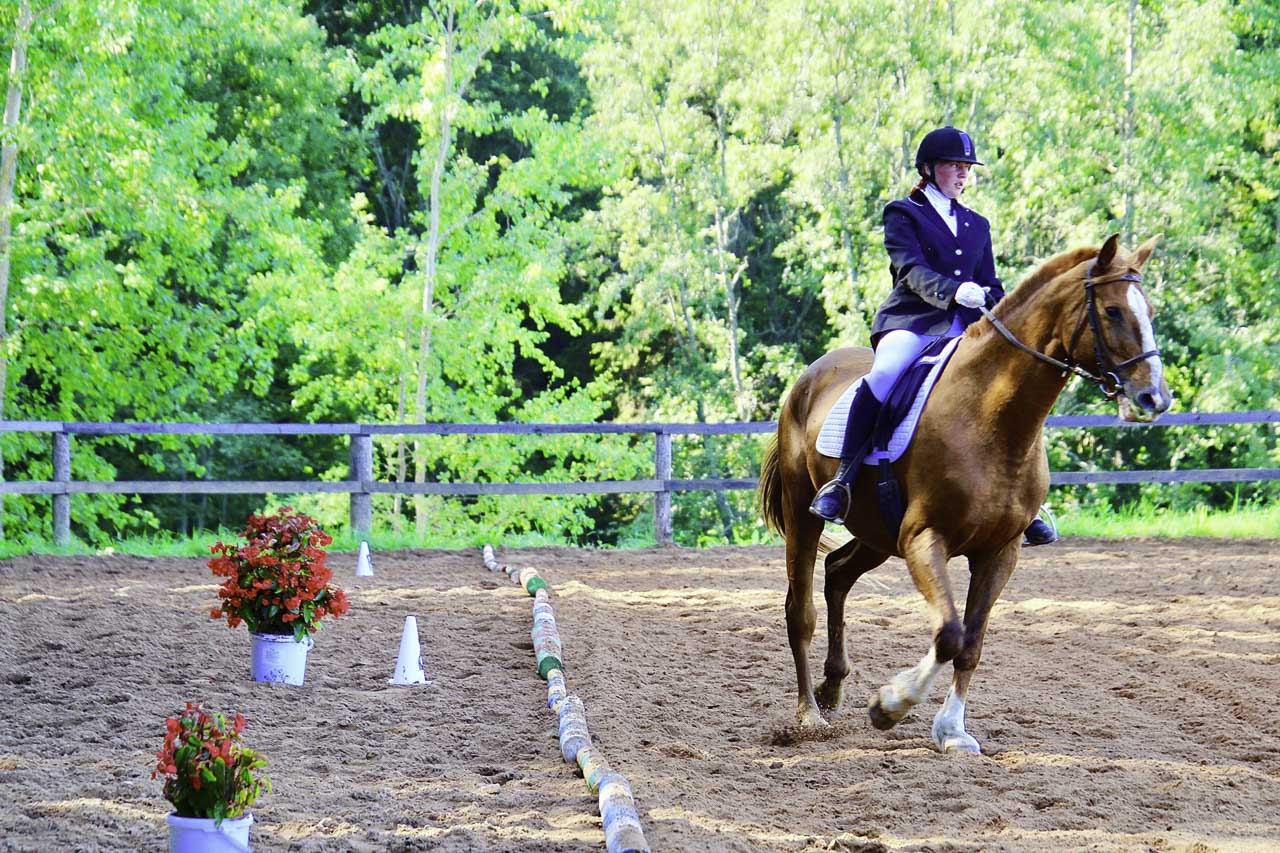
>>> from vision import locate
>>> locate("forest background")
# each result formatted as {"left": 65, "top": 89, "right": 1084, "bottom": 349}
{"left": 0, "top": 0, "right": 1276, "bottom": 548}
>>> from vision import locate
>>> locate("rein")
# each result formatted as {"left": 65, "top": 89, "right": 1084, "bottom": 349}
{"left": 977, "top": 264, "right": 1160, "bottom": 398}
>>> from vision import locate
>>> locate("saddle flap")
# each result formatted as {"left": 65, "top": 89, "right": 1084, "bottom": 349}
{"left": 815, "top": 336, "right": 960, "bottom": 462}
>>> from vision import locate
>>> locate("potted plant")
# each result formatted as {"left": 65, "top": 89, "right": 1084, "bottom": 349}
{"left": 153, "top": 702, "right": 270, "bottom": 852}
{"left": 209, "top": 506, "right": 350, "bottom": 685}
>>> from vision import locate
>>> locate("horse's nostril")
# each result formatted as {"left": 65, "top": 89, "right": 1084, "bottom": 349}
{"left": 1137, "top": 391, "right": 1157, "bottom": 411}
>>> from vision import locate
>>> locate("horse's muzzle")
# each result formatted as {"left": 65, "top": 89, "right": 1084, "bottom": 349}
{"left": 1118, "top": 381, "right": 1172, "bottom": 423}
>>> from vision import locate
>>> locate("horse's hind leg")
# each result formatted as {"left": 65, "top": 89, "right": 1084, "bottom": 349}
{"left": 784, "top": 513, "right": 827, "bottom": 728}
{"left": 933, "top": 540, "right": 1020, "bottom": 754}
{"left": 815, "top": 538, "right": 889, "bottom": 715}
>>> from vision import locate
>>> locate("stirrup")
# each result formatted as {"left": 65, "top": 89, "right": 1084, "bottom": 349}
{"left": 1023, "top": 507, "right": 1060, "bottom": 547}
{"left": 809, "top": 479, "right": 852, "bottom": 524}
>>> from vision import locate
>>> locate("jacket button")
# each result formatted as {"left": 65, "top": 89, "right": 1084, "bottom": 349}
{"left": 955, "top": 249, "right": 962, "bottom": 255}
{"left": 954, "top": 269, "right": 962, "bottom": 275}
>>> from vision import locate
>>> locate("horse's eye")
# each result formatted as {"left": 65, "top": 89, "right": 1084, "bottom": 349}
{"left": 1105, "top": 306, "right": 1123, "bottom": 320}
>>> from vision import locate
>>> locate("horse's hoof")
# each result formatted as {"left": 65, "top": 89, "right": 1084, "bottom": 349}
{"left": 867, "top": 697, "right": 897, "bottom": 731}
{"left": 937, "top": 731, "right": 981, "bottom": 754}
{"left": 797, "top": 704, "right": 829, "bottom": 729}
{"left": 814, "top": 679, "right": 844, "bottom": 713}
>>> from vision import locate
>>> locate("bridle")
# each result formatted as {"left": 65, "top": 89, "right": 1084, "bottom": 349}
{"left": 977, "top": 264, "right": 1161, "bottom": 398}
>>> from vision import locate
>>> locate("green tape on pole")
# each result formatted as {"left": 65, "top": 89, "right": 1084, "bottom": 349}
{"left": 585, "top": 760, "right": 613, "bottom": 795}
{"left": 525, "top": 576, "right": 548, "bottom": 596}
{"left": 537, "top": 654, "right": 564, "bottom": 680}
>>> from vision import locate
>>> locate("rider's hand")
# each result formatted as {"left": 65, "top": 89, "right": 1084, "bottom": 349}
{"left": 955, "top": 282, "right": 987, "bottom": 309}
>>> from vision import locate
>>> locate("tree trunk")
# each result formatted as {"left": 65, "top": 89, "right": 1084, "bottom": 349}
{"left": 392, "top": 323, "right": 411, "bottom": 534}
{"left": 711, "top": 153, "right": 746, "bottom": 419}
{"left": 831, "top": 112, "right": 861, "bottom": 294}
{"left": 709, "top": 8, "right": 747, "bottom": 421}
{"left": 648, "top": 102, "right": 703, "bottom": 372}
{"left": 1122, "top": 0, "right": 1138, "bottom": 241}
{"left": 0, "top": 0, "right": 35, "bottom": 540}
{"left": 413, "top": 4, "right": 457, "bottom": 541}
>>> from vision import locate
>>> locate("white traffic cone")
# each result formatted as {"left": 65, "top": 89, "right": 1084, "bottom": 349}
{"left": 388, "top": 614, "right": 430, "bottom": 685}
{"left": 356, "top": 540, "right": 374, "bottom": 577}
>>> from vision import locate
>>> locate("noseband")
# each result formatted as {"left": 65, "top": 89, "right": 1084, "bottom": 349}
{"left": 978, "top": 263, "right": 1161, "bottom": 398}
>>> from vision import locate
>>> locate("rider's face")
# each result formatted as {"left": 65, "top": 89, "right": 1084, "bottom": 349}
{"left": 933, "top": 161, "right": 972, "bottom": 199}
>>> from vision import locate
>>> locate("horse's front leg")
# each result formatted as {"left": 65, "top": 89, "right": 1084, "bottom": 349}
{"left": 785, "top": 512, "right": 827, "bottom": 728}
{"left": 868, "top": 528, "right": 963, "bottom": 730}
{"left": 816, "top": 538, "right": 889, "bottom": 715}
{"left": 932, "top": 540, "right": 1020, "bottom": 754}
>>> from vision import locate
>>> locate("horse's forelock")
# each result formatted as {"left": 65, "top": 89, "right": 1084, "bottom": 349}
{"left": 966, "top": 245, "right": 1101, "bottom": 339}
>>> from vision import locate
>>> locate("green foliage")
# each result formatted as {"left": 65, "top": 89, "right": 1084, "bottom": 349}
{"left": 1, "top": 0, "right": 349, "bottom": 539}
{"left": 1, "top": 0, "right": 1276, "bottom": 546}
{"left": 1056, "top": 492, "right": 1280, "bottom": 539}
{"left": 153, "top": 702, "right": 270, "bottom": 822}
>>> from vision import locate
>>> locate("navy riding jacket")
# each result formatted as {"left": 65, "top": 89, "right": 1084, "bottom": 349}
{"left": 871, "top": 187, "right": 1004, "bottom": 346}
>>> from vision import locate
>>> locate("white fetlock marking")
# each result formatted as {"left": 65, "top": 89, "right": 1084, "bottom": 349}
{"left": 880, "top": 649, "right": 941, "bottom": 717}
{"left": 932, "top": 686, "right": 981, "bottom": 754}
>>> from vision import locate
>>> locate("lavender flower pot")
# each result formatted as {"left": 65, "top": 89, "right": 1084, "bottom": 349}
{"left": 249, "top": 632, "right": 312, "bottom": 686}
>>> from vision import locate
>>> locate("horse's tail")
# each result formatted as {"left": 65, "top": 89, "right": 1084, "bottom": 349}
{"left": 758, "top": 433, "right": 787, "bottom": 536}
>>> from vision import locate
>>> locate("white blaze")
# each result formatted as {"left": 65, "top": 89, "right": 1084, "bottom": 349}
{"left": 1127, "top": 284, "right": 1164, "bottom": 400}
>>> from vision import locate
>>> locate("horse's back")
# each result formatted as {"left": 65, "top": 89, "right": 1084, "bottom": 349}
{"left": 787, "top": 346, "right": 874, "bottom": 438}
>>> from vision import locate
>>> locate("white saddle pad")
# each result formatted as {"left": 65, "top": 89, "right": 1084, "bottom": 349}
{"left": 815, "top": 336, "right": 961, "bottom": 462}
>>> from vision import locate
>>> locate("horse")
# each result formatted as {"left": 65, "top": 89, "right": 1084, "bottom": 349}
{"left": 757, "top": 234, "right": 1171, "bottom": 753}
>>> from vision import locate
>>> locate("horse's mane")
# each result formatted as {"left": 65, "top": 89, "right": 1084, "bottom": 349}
{"left": 966, "top": 245, "right": 1100, "bottom": 340}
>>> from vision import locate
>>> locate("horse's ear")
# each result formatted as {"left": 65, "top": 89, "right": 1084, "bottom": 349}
{"left": 1096, "top": 233, "right": 1121, "bottom": 271}
{"left": 1133, "top": 234, "right": 1162, "bottom": 269}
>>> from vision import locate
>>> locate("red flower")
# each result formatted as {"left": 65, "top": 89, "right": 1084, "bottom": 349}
{"left": 207, "top": 507, "right": 349, "bottom": 640}
{"left": 155, "top": 703, "right": 269, "bottom": 820}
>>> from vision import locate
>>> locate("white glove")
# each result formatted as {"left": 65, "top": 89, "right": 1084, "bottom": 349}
{"left": 954, "top": 281, "right": 987, "bottom": 309}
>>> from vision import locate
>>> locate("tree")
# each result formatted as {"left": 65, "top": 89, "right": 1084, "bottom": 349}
{"left": 0, "top": 0, "right": 347, "bottom": 541}
{"left": 0, "top": 0, "right": 46, "bottom": 538}
{"left": 281, "top": 0, "right": 644, "bottom": 541}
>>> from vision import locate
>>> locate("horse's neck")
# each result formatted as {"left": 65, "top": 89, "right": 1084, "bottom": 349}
{"left": 951, "top": 288, "right": 1078, "bottom": 452}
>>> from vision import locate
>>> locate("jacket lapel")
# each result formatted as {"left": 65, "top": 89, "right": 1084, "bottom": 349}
{"left": 911, "top": 189, "right": 960, "bottom": 249}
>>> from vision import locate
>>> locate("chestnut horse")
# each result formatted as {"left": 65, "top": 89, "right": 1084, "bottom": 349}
{"left": 758, "top": 234, "right": 1171, "bottom": 752}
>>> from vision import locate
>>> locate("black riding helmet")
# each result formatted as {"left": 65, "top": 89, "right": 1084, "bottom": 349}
{"left": 915, "top": 126, "right": 984, "bottom": 177}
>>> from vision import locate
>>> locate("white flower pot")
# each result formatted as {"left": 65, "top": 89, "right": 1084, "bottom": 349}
{"left": 166, "top": 812, "right": 253, "bottom": 853}
{"left": 250, "top": 632, "right": 313, "bottom": 686}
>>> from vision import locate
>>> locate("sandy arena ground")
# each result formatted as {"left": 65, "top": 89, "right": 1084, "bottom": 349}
{"left": 2, "top": 538, "right": 1279, "bottom": 852}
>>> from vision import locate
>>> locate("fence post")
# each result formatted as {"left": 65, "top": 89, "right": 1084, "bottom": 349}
{"left": 53, "top": 431, "right": 71, "bottom": 546}
{"left": 349, "top": 430, "right": 373, "bottom": 537}
{"left": 654, "top": 429, "right": 673, "bottom": 546}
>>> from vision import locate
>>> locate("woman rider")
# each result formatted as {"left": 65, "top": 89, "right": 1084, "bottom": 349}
{"left": 808, "top": 125, "right": 1058, "bottom": 547}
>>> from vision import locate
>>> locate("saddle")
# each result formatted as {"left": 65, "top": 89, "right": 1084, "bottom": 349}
{"left": 816, "top": 336, "right": 961, "bottom": 463}
{"left": 815, "top": 335, "right": 961, "bottom": 536}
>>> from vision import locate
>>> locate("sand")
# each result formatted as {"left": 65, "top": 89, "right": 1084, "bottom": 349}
{"left": 2, "top": 538, "right": 1279, "bottom": 852}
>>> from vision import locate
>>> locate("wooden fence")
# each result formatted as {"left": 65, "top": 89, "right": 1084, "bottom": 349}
{"left": 1, "top": 411, "right": 1277, "bottom": 546}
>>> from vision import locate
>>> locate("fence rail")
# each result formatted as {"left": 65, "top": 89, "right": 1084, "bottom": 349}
{"left": 1, "top": 411, "right": 1276, "bottom": 546}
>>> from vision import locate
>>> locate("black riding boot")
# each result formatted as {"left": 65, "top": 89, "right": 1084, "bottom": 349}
{"left": 1023, "top": 511, "right": 1059, "bottom": 546}
{"left": 809, "top": 383, "right": 884, "bottom": 523}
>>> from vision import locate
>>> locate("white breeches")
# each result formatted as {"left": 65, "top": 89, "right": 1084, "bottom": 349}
{"left": 865, "top": 315, "right": 965, "bottom": 401}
